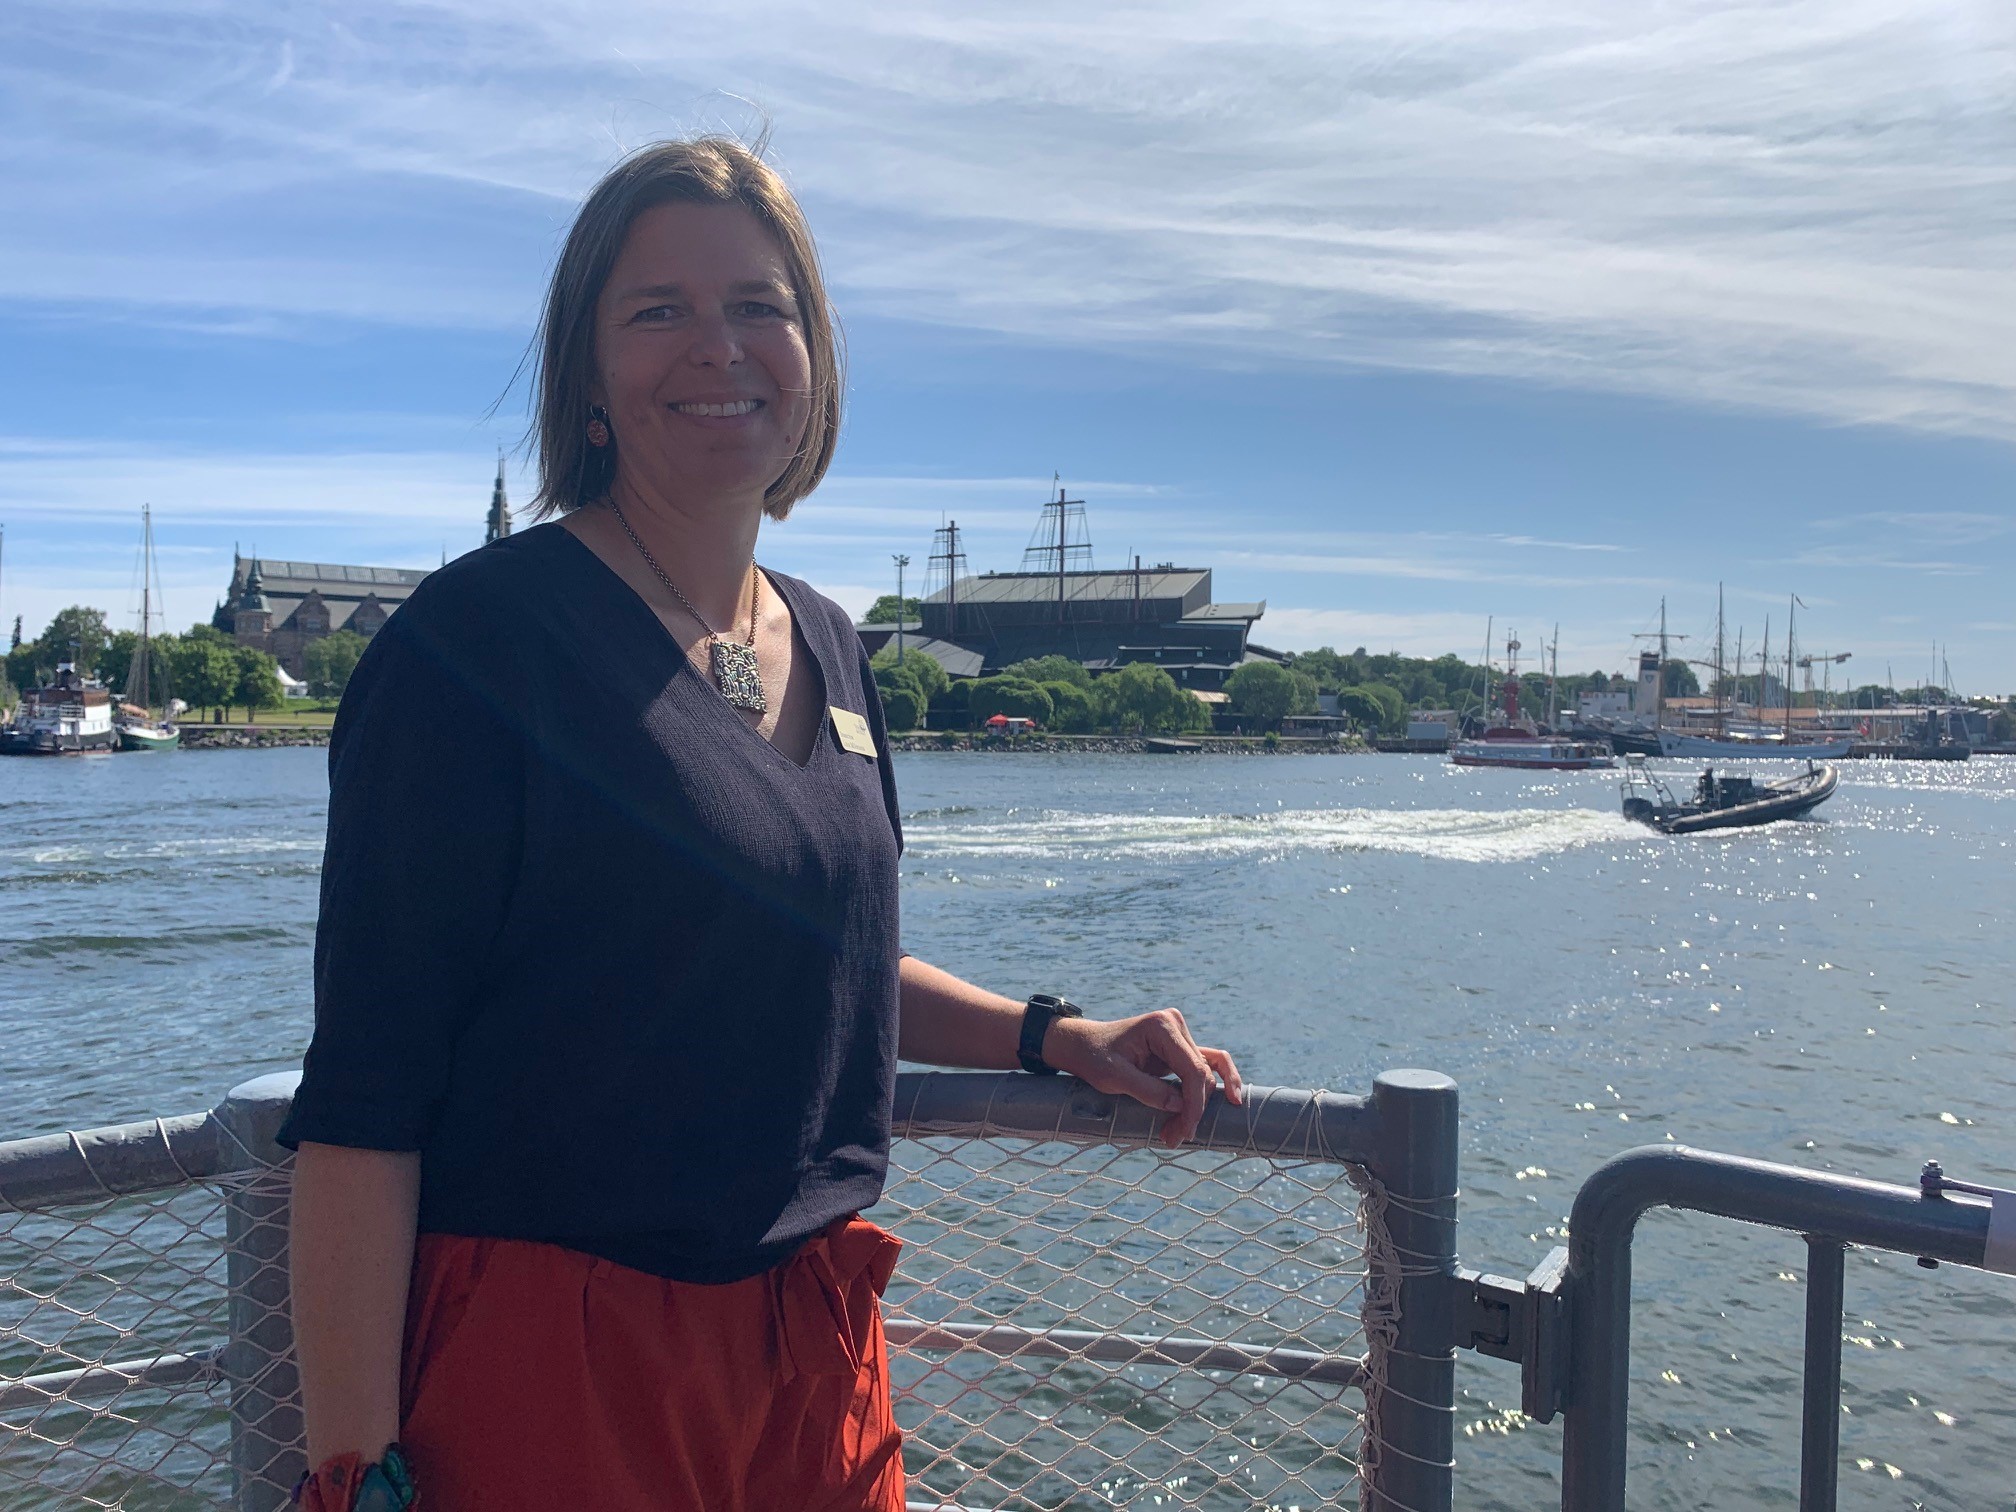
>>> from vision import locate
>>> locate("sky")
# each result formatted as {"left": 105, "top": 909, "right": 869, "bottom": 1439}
{"left": 3, "top": 1, "right": 2012, "bottom": 692}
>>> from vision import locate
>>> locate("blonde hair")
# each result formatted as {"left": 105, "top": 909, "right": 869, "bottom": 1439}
{"left": 528, "top": 136, "right": 842, "bottom": 520}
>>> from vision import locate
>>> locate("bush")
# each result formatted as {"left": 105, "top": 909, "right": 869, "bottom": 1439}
{"left": 880, "top": 685, "right": 922, "bottom": 732}
{"left": 1040, "top": 680, "right": 1097, "bottom": 733}
{"left": 968, "top": 676, "right": 1053, "bottom": 726}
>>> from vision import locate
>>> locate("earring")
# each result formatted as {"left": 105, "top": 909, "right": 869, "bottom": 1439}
{"left": 586, "top": 405, "right": 611, "bottom": 448}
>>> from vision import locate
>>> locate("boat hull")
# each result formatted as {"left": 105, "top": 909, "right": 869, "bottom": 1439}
{"left": 0, "top": 727, "right": 119, "bottom": 756}
{"left": 117, "top": 726, "right": 181, "bottom": 752}
{"left": 1657, "top": 731, "right": 1852, "bottom": 760}
{"left": 1451, "top": 739, "right": 1615, "bottom": 770}
{"left": 1626, "top": 764, "right": 1838, "bottom": 834}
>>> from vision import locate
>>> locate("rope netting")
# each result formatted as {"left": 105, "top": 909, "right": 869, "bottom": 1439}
{"left": 4, "top": 1115, "right": 1392, "bottom": 1511}
{"left": 870, "top": 1133, "right": 1388, "bottom": 1511}
{"left": 0, "top": 1165, "right": 298, "bottom": 1510}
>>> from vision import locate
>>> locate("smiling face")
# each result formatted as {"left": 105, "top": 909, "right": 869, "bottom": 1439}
{"left": 592, "top": 200, "right": 815, "bottom": 515}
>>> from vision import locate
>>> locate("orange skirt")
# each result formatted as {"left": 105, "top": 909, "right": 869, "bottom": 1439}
{"left": 394, "top": 1217, "right": 906, "bottom": 1512}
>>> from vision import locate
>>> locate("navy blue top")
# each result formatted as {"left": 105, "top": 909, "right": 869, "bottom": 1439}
{"left": 276, "top": 524, "right": 904, "bottom": 1284}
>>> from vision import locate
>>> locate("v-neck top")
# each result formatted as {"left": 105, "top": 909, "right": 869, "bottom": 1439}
{"left": 276, "top": 524, "right": 905, "bottom": 1284}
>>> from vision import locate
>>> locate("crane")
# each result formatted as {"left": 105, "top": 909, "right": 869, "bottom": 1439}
{"left": 1796, "top": 651, "right": 1851, "bottom": 706}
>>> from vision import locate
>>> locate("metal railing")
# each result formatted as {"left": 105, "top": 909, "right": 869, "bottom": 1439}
{"left": 2, "top": 1069, "right": 1461, "bottom": 1512}
{"left": 7, "top": 1071, "right": 2012, "bottom": 1510}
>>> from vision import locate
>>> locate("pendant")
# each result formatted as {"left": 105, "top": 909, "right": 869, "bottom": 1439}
{"left": 711, "top": 638, "right": 767, "bottom": 713}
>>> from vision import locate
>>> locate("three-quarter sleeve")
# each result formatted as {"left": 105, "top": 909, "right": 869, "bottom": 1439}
{"left": 276, "top": 594, "right": 526, "bottom": 1152}
{"left": 854, "top": 637, "right": 904, "bottom": 859}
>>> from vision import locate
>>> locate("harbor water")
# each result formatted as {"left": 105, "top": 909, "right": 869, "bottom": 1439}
{"left": 3, "top": 748, "right": 2011, "bottom": 1508}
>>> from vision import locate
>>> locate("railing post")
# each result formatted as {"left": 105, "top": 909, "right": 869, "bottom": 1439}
{"left": 1799, "top": 1237, "right": 1845, "bottom": 1512}
{"left": 1365, "top": 1069, "right": 1459, "bottom": 1512}
{"left": 214, "top": 1073, "right": 305, "bottom": 1512}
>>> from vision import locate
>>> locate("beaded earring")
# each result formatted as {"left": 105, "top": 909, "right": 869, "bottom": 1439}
{"left": 586, "top": 406, "right": 611, "bottom": 448}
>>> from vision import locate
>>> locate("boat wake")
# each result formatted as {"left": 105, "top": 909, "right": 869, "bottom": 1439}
{"left": 903, "top": 805, "right": 1642, "bottom": 865}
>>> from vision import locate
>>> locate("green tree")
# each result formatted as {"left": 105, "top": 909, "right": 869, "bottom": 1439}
{"left": 871, "top": 643, "right": 949, "bottom": 704}
{"left": 1335, "top": 686, "right": 1386, "bottom": 731}
{"left": 879, "top": 685, "right": 922, "bottom": 731}
{"left": 1345, "top": 682, "right": 1406, "bottom": 734}
{"left": 37, "top": 606, "right": 111, "bottom": 673}
{"left": 862, "top": 595, "right": 921, "bottom": 624}
{"left": 7, "top": 639, "right": 46, "bottom": 695}
{"left": 95, "top": 630, "right": 139, "bottom": 689}
{"left": 968, "top": 677, "right": 1054, "bottom": 727}
{"left": 1003, "top": 655, "right": 1092, "bottom": 690}
{"left": 1095, "top": 663, "right": 1207, "bottom": 735}
{"left": 1661, "top": 660, "right": 1701, "bottom": 698}
{"left": 171, "top": 636, "right": 241, "bottom": 722}
{"left": 1225, "top": 662, "right": 1316, "bottom": 730}
{"left": 304, "top": 631, "right": 368, "bottom": 701}
{"left": 1040, "top": 680, "right": 1097, "bottom": 733}
{"left": 233, "top": 647, "right": 285, "bottom": 721}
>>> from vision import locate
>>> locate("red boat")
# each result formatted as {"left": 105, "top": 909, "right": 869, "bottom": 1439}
{"left": 1449, "top": 629, "right": 1616, "bottom": 771}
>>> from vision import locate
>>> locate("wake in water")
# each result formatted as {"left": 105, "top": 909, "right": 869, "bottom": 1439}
{"left": 902, "top": 805, "right": 1643, "bottom": 864}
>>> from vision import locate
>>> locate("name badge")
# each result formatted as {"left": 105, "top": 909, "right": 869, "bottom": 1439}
{"left": 831, "top": 707, "right": 878, "bottom": 758}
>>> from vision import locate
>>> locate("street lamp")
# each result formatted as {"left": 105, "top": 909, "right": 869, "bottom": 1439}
{"left": 892, "top": 554, "right": 910, "bottom": 665}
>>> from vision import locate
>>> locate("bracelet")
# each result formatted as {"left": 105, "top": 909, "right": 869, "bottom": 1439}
{"left": 293, "top": 1443, "right": 418, "bottom": 1512}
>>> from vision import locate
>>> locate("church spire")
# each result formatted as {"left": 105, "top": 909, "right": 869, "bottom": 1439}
{"left": 486, "top": 450, "right": 513, "bottom": 545}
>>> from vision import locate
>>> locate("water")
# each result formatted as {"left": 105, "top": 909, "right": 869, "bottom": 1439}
{"left": 4, "top": 748, "right": 2012, "bottom": 1507}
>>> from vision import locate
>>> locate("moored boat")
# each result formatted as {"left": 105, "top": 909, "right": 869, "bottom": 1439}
{"left": 113, "top": 506, "right": 179, "bottom": 752}
{"left": 1, "top": 662, "right": 117, "bottom": 754}
{"left": 1450, "top": 628, "right": 1615, "bottom": 770}
{"left": 1621, "top": 756, "right": 1837, "bottom": 834}
{"left": 1657, "top": 728, "right": 1852, "bottom": 760}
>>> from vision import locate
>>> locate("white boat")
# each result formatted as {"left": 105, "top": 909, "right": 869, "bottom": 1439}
{"left": 114, "top": 506, "right": 180, "bottom": 752}
{"left": 1657, "top": 729, "right": 1852, "bottom": 760}
{"left": 1, "top": 662, "right": 117, "bottom": 754}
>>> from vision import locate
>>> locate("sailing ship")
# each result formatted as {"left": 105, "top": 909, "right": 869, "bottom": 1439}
{"left": 1450, "top": 629, "right": 1616, "bottom": 770}
{"left": 115, "top": 506, "right": 179, "bottom": 752}
{"left": 1653, "top": 589, "right": 1850, "bottom": 759}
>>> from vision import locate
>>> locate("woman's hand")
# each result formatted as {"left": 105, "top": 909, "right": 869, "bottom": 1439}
{"left": 1041, "top": 1010, "right": 1244, "bottom": 1148}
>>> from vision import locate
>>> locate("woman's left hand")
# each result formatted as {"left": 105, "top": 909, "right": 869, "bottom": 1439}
{"left": 1040, "top": 1010, "right": 1244, "bottom": 1148}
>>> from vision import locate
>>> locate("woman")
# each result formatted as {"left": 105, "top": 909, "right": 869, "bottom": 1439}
{"left": 279, "top": 136, "right": 1244, "bottom": 1512}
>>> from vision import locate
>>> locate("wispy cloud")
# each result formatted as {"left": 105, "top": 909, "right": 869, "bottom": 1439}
{"left": 4, "top": 0, "right": 2013, "bottom": 436}
{"left": 1813, "top": 510, "right": 2013, "bottom": 545}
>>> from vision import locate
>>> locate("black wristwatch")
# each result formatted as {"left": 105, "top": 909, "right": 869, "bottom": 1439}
{"left": 1018, "top": 993, "right": 1083, "bottom": 1075}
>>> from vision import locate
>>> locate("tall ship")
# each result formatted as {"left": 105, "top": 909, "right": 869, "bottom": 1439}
{"left": 115, "top": 506, "right": 179, "bottom": 752}
{"left": 1653, "top": 590, "right": 1851, "bottom": 760}
{"left": 1450, "top": 629, "right": 1616, "bottom": 770}
{"left": 1576, "top": 595, "right": 1853, "bottom": 761}
{"left": 1, "top": 660, "right": 116, "bottom": 754}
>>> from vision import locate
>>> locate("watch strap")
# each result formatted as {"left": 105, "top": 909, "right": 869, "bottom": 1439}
{"left": 1018, "top": 994, "right": 1082, "bottom": 1075}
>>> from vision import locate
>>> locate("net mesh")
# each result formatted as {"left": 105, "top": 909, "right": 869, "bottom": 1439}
{"left": 0, "top": 1164, "right": 298, "bottom": 1510}
{"left": 3, "top": 1125, "right": 1384, "bottom": 1512}
{"left": 870, "top": 1135, "right": 1379, "bottom": 1511}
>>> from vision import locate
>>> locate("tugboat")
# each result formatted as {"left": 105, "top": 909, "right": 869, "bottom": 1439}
{"left": 1620, "top": 755, "right": 1837, "bottom": 834}
{"left": 1, "top": 658, "right": 117, "bottom": 754}
{"left": 1450, "top": 629, "right": 1615, "bottom": 770}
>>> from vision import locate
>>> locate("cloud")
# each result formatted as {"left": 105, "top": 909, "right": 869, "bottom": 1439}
{"left": 1813, "top": 511, "right": 2014, "bottom": 545}
{"left": 4, "top": 0, "right": 2013, "bottom": 436}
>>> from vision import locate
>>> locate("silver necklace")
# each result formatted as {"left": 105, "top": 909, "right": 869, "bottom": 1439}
{"left": 606, "top": 499, "right": 767, "bottom": 714}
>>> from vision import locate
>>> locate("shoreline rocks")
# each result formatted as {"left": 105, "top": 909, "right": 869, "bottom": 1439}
{"left": 181, "top": 726, "right": 332, "bottom": 749}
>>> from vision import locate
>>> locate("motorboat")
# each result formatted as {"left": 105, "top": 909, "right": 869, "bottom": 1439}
{"left": 1621, "top": 756, "right": 1837, "bottom": 834}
